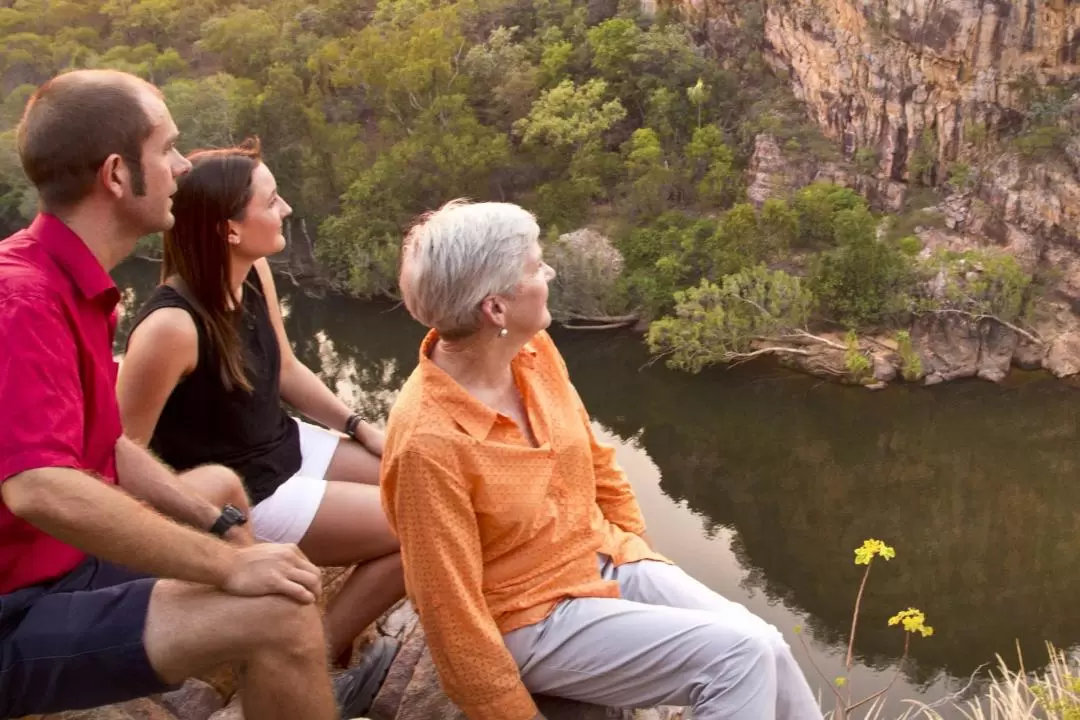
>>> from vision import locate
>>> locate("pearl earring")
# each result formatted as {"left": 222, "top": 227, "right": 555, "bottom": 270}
{"left": 498, "top": 328, "right": 508, "bottom": 338}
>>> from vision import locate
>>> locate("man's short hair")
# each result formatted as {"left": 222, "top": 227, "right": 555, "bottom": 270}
{"left": 16, "top": 69, "right": 162, "bottom": 210}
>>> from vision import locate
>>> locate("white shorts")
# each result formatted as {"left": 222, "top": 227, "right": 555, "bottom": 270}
{"left": 249, "top": 418, "right": 341, "bottom": 544}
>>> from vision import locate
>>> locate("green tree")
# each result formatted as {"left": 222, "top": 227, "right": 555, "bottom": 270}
{"left": 809, "top": 207, "right": 914, "bottom": 327}
{"left": 622, "top": 127, "right": 675, "bottom": 218}
{"left": 647, "top": 265, "right": 814, "bottom": 372}
{"left": 792, "top": 182, "right": 868, "bottom": 248}
{"left": 685, "top": 124, "right": 737, "bottom": 208}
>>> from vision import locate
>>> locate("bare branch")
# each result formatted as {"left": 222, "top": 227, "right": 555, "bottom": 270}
{"left": 724, "top": 346, "right": 812, "bottom": 367}
{"left": 561, "top": 321, "right": 635, "bottom": 331}
{"left": 724, "top": 291, "right": 775, "bottom": 319}
{"left": 780, "top": 329, "right": 848, "bottom": 350}
{"left": 566, "top": 312, "right": 640, "bottom": 324}
{"left": 919, "top": 309, "right": 1043, "bottom": 345}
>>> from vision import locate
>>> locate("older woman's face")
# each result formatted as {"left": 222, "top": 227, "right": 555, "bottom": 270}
{"left": 505, "top": 239, "right": 556, "bottom": 337}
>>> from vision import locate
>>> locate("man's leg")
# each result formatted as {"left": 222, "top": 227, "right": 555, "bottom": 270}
{"left": 609, "top": 557, "right": 822, "bottom": 720}
{"left": 144, "top": 581, "right": 338, "bottom": 720}
{"left": 0, "top": 566, "right": 337, "bottom": 720}
{"left": 503, "top": 596, "right": 779, "bottom": 720}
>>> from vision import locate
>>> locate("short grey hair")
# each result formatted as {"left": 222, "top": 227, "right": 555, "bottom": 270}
{"left": 400, "top": 199, "right": 540, "bottom": 338}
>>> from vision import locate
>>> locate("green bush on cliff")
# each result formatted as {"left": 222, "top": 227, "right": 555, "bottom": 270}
{"left": 808, "top": 206, "right": 915, "bottom": 328}
{"left": 791, "top": 182, "right": 868, "bottom": 248}
{"left": 917, "top": 249, "right": 1034, "bottom": 323}
{"left": 646, "top": 265, "right": 813, "bottom": 372}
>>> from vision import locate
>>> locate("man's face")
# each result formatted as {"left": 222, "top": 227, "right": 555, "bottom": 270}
{"left": 120, "top": 90, "right": 191, "bottom": 236}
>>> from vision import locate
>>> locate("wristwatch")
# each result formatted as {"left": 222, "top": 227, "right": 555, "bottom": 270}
{"left": 209, "top": 504, "right": 248, "bottom": 538}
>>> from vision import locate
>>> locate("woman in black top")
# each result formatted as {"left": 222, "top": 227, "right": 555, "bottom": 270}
{"left": 117, "top": 140, "right": 404, "bottom": 666}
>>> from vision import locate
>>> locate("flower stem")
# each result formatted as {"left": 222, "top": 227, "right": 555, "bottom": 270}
{"left": 845, "top": 562, "right": 872, "bottom": 705}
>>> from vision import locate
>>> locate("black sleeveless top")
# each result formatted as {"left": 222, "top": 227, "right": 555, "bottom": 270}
{"left": 128, "top": 269, "right": 301, "bottom": 505}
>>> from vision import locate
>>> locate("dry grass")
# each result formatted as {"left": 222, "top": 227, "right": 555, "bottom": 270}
{"left": 823, "top": 644, "right": 1080, "bottom": 720}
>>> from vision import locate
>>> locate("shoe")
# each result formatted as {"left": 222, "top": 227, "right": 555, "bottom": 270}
{"left": 331, "top": 636, "right": 401, "bottom": 718}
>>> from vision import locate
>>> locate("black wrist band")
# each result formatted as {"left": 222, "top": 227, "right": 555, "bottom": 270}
{"left": 345, "top": 412, "right": 363, "bottom": 438}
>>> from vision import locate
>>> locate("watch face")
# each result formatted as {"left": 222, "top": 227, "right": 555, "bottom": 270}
{"left": 224, "top": 505, "right": 247, "bottom": 524}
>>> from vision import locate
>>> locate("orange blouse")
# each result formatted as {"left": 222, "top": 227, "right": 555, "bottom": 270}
{"left": 380, "top": 329, "right": 666, "bottom": 720}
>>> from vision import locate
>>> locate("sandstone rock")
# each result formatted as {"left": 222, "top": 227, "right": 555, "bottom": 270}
{"left": 157, "top": 681, "right": 224, "bottom": 720}
{"left": 41, "top": 698, "right": 175, "bottom": 720}
{"left": 871, "top": 350, "right": 899, "bottom": 383}
{"left": 746, "top": 134, "right": 815, "bottom": 206}
{"left": 722, "top": 0, "right": 1080, "bottom": 316}
{"left": 1045, "top": 331, "right": 1080, "bottom": 377}
{"left": 912, "top": 313, "right": 1018, "bottom": 384}
{"left": 777, "top": 346, "right": 849, "bottom": 382}
{"left": 204, "top": 693, "right": 241, "bottom": 720}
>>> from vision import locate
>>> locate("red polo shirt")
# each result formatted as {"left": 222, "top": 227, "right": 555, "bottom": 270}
{"left": 0, "top": 214, "right": 122, "bottom": 594}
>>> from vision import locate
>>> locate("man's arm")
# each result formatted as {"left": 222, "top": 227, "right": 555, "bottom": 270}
{"left": 115, "top": 435, "right": 221, "bottom": 530}
{"left": 2, "top": 466, "right": 320, "bottom": 602}
{"left": 114, "top": 435, "right": 247, "bottom": 543}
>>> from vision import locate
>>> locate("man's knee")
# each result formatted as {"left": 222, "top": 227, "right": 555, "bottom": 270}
{"left": 146, "top": 582, "right": 326, "bottom": 682}
{"left": 249, "top": 595, "right": 325, "bottom": 653}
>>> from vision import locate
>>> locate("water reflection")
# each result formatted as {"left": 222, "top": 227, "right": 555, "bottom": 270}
{"left": 112, "top": 259, "right": 1080, "bottom": 714}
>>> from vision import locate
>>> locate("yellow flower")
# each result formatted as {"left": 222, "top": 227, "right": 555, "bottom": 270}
{"left": 854, "top": 538, "right": 896, "bottom": 566}
{"left": 834, "top": 676, "right": 847, "bottom": 687}
{"left": 888, "top": 608, "right": 934, "bottom": 638}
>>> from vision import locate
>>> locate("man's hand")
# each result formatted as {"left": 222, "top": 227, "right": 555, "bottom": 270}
{"left": 223, "top": 524, "right": 255, "bottom": 547}
{"left": 221, "top": 543, "right": 322, "bottom": 604}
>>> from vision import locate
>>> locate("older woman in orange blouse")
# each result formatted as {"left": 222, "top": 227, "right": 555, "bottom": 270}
{"left": 380, "top": 199, "right": 822, "bottom": 720}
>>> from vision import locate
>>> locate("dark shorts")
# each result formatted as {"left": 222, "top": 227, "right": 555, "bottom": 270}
{"left": 0, "top": 557, "right": 174, "bottom": 718}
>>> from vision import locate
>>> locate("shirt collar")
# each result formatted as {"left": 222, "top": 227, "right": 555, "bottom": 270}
{"left": 30, "top": 214, "right": 119, "bottom": 307}
{"left": 418, "top": 329, "right": 539, "bottom": 441}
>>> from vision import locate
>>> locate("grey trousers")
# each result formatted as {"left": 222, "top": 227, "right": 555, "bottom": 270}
{"left": 503, "top": 555, "right": 823, "bottom": 720}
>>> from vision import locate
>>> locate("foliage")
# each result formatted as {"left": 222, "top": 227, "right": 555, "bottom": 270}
{"left": 1008, "top": 75, "right": 1079, "bottom": 162}
{"left": 808, "top": 207, "right": 915, "bottom": 328}
{"left": 895, "top": 330, "right": 923, "bottom": 382}
{"left": 684, "top": 124, "right": 738, "bottom": 209}
{"left": 545, "top": 229, "right": 634, "bottom": 321}
{"left": 646, "top": 265, "right": 813, "bottom": 372}
{"left": 917, "top": 250, "right": 1034, "bottom": 323}
{"left": 792, "top": 182, "right": 868, "bottom": 249}
{"left": 843, "top": 330, "right": 871, "bottom": 381}
{"left": 908, "top": 127, "right": 937, "bottom": 186}
{"left": 615, "top": 211, "right": 718, "bottom": 318}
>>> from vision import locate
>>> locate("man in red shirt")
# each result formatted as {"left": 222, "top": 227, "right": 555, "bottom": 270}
{"left": 0, "top": 70, "right": 395, "bottom": 719}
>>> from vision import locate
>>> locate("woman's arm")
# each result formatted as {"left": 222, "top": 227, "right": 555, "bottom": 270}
{"left": 116, "top": 307, "right": 198, "bottom": 444}
{"left": 254, "top": 259, "right": 384, "bottom": 455}
{"left": 382, "top": 446, "right": 540, "bottom": 720}
{"left": 538, "top": 331, "right": 652, "bottom": 543}
{"left": 116, "top": 307, "right": 229, "bottom": 534}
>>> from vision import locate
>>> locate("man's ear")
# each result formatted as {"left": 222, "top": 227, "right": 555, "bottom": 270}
{"left": 100, "top": 154, "right": 128, "bottom": 200}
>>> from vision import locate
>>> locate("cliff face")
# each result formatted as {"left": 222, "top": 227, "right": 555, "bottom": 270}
{"left": 696, "top": 0, "right": 1080, "bottom": 380}
{"left": 760, "top": 0, "right": 1080, "bottom": 239}
{"left": 760, "top": 0, "right": 1078, "bottom": 179}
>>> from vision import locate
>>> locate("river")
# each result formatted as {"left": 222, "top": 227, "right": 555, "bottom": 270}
{"left": 113, "top": 258, "right": 1080, "bottom": 718}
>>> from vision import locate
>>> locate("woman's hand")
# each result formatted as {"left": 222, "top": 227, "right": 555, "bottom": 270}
{"left": 354, "top": 422, "right": 386, "bottom": 458}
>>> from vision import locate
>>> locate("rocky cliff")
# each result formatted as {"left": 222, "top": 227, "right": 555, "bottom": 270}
{"left": 696, "top": 0, "right": 1080, "bottom": 382}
